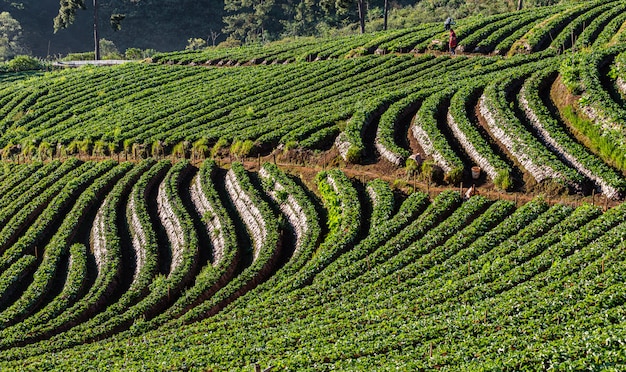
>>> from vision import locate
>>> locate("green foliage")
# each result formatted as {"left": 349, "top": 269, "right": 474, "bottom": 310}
{"left": 230, "top": 139, "right": 254, "bottom": 158}
{"left": 404, "top": 157, "right": 419, "bottom": 177}
{"left": 345, "top": 145, "right": 361, "bottom": 163}
{"left": 0, "top": 11, "right": 26, "bottom": 61}
{"left": 239, "top": 139, "right": 254, "bottom": 157}
{"left": 53, "top": 0, "right": 86, "bottom": 32}
{"left": 60, "top": 52, "right": 95, "bottom": 61}
{"left": 420, "top": 160, "right": 440, "bottom": 183}
{"left": 210, "top": 138, "right": 228, "bottom": 158}
{"left": 124, "top": 48, "right": 142, "bottom": 60}
{"left": 99, "top": 39, "right": 121, "bottom": 59}
{"left": 494, "top": 169, "right": 513, "bottom": 190}
{"left": 560, "top": 52, "right": 585, "bottom": 94}
{"left": 444, "top": 166, "right": 463, "bottom": 185}
{"left": 186, "top": 38, "right": 207, "bottom": 51}
{"left": 3, "top": 55, "right": 43, "bottom": 72}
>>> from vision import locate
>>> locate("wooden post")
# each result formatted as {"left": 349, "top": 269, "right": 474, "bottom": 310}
{"left": 592, "top": 189, "right": 595, "bottom": 206}
{"left": 601, "top": 258, "right": 605, "bottom": 274}
{"left": 383, "top": 0, "right": 389, "bottom": 31}
{"left": 255, "top": 363, "right": 261, "bottom": 372}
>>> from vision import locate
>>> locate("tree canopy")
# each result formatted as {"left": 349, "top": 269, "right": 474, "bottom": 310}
{"left": 0, "top": 0, "right": 567, "bottom": 58}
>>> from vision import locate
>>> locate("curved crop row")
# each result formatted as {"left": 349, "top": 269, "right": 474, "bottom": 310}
{"left": 519, "top": 66, "right": 626, "bottom": 198}
{"left": 0, "top": 160, "right": 126, "bottom": 330}
{"left": 447, "top": 84, "right": 512, "bottom": 190}
{"left": 174, "top": 161, "right": 281, "bottom": 324}
{"left": 479, "top": 59, "right": 584, "bottom": 190}
{"left": 280, "top": 169, "right": 362, "bottom": 292}
{"left": 412, "top": 88, "right": 464, "bottom": 184}
{"left": 559, "top": 45, "right": 626, "bottom": 172}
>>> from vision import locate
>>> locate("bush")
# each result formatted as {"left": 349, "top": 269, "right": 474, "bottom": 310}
{"left": 239, "top": 140, "right": 255, "bottom": 157}
{"left": 405, "top": 158, "right": 420, "bottom": 177}
{"left": 5, "top": 55, "right": 43, "bottom": 72}
{"left": 125, "top": 48, "right": 143, "bottom": 60}
{"left": 444, "top": 166, "right": 463, "bottom": 185}
{"left": 211, "top": 138, "right": 228, "bottom": 158}
{"left": 420, "top": 160, "right": 443, "bottom": 184}
{"left": 61, "top": 52, "right": 95, "bottom": 61}
{"left": 494, "top": 169, "right": 513, "bottom": 191}
{"left": 559, "top": 53, "right": 585, "bottom": 94}
{"left": 345, "top": 145, "right": 362, "bottom": 164}
{"left": 186, "top": 38, "right": 207, "bottom": 51}
{"left": 230, "top": 139, "right": 254, "bottom": 158}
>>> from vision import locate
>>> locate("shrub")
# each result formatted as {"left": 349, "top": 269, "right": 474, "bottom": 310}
{"left": 445, "top": 166, "right": 463, "bottom": 185}
{"left": 405, "top": 158, "right": 420, "bottom": 177}
{"left": 211, "top": 138, "right": 228, "bottom": 158}
{"left": 345, "top": 145, "right": 362, "bottom": 164}
{"left": 5, "top": 55, "right": 43, "bottom": 72}
{"left": 125, "top": 48, "right": 143, "bottom": 60}
{"left": 494, "top": 169, "right": 513, "bottom": 191}
{"left": 420, "top": 160, "right": 443, "bottom": 184}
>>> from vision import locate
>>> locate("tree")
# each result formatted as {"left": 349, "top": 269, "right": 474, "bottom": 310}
{"left": 280, "top": 0, "right": 319, "bottom": 37}
{"left": 0, "top": 11, "right": 26, "bottom": 61}
{"left": 356, "top": 0, "right": 365, "bottom": 33}
{"left": 186, "top": 37, "right": 207, "bottom": 50}
{"left": 54, "top": 0, "right": 100, "bottom": 59}
{"left": 383, "top": 0, "right": 388, "bottom": 30}
{"left": 318, "top": 0, "right": 367, "bottom": 34}
{"left": 223, "top": 0, "right": 279, "bottom": 42}
{"left": 54, "top": 0, "right": 131, "bottom": 60}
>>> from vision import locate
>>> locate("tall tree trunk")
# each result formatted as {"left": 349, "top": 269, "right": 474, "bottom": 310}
{"left": 357, "top": 0, "right": 366, "bottom": 34}
{"left": 517, "top": 0, "right": 523, "bottom": 10}
{"left": 93, "top": 0, "right": 100, "bottom": 60}
{"left": 383, "top": 0, "right": 388, "bottom": 31}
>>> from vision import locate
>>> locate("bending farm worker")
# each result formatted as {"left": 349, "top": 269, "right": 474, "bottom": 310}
{"left": 444, "top": 17, "right": 455, "bottom": 30}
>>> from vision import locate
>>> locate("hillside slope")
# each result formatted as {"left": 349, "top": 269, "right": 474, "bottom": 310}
{"left": 0, "top": 2, "right": 626, "bottom": 370}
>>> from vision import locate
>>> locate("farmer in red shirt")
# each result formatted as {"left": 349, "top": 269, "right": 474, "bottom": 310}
{"left": 449, "top": 28, "right": 457, "bottom": 55}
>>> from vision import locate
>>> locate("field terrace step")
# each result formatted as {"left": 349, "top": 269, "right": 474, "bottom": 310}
{"left": 519, "top": 83, "right": 622, "bottom": 199}
{"left": 258, "top": 166, "right": 308, "bottom": 255}
{"left": 225, "top": 168, "right": 267, "bottom": 261}
{"left": 446, "top": 110, "right": 497, "bottom": 181}
{"left": 127, "top": 195, "right": 149, "bottom": 282}
{"left": 479, "top": 94, "right": 569, "bottom": 185}
{"left": 156, "top": 171, "right": 186, "bottom": 275}
{"left": 190, "top": 174, "right": 225, "bottom": 266}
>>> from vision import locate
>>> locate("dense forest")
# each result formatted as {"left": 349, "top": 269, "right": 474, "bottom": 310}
{"left": 1, "top": 0, "right": 561, "bottom": 60}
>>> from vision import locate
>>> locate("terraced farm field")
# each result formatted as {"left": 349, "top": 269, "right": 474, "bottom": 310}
{"left": 2, "top": 1, "right": 626, "bottom": 370}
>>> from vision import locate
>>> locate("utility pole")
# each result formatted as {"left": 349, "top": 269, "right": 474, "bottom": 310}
{"left": 383, "top": 0, "right": 389, "bottom": 31}
{"left": 357, "top": 0, "right": 366, "bottom": 34}
{"left": 93, "top": 0, "right": 100, "bottom": 60}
